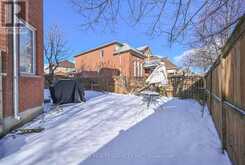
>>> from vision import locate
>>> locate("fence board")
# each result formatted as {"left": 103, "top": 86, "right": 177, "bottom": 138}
{"left": 205, "top": 16, "right": 245, "bottom": 165}
{"left": 240, "top": 36, "right": 245, "bottom": 109}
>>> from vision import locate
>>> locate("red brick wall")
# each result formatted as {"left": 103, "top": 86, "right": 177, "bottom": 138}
{"left": 0, "top": 0, "right": 14, "bottom": 117}
{"left": 129, "top": 53, "right": 145, "bottom": 78}
{"left": 19, "top": 76, "right": 43, "bottom": 113}
{"left": 75, "top": 44, "right": 144, "bottom": 79}
{"left": 19, "top": 0, "right": 44, "bottom": 114}
{"left": 0, "top": 0, "right": 44, "bottom": 117}
{"left": 75, "top": 44, "right": 119, "bottom": 75}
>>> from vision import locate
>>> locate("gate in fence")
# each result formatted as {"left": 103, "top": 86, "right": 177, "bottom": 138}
{"left": 167, "top": 75, "right": 205, "bottom": 100}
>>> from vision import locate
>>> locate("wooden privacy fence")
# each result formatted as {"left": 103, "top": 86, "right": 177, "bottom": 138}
{"left": 166, "top": 75, "right": 205, "bottom": 99}
{"left": 205, "top": 17, "right": 245, "bottom": 165}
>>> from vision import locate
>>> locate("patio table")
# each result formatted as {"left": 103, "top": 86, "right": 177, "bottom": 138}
{"left": 140, "top": 91, "right": 160, "bottom": 108}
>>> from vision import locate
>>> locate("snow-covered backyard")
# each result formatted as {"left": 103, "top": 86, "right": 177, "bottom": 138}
{"left": 0, "top": 91, "right": 230, "bottom": 165}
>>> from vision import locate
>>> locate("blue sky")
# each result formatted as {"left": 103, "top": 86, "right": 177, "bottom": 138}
{"left": 44, "top": 0, "right": 188, "bottom": 65}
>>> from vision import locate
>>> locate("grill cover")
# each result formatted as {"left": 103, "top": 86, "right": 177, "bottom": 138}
{"left": 49, "top": 79, "right": 86, "bottom": 104}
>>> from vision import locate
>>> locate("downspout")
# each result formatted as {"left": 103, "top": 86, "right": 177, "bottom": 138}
{"left": 13, "top": 0, "right": 20, "bottom": 120}
{"left": 0, "top": 50, "right": 4, "bottom": 122}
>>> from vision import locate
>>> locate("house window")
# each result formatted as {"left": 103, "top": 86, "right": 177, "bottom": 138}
{"left": 99, "top": 50, "right": 104, "bottom": 58}
{"left": 133, "top": 61, "right": 143, "bottom": 77}
{"left": 140, "top": 63, "right": 143, "bottom": 77}
{"left": 137, "top": 61, "right": 140, "bottom": 77}
{"left": 134, "top": 61, "right": 137, "bottom": 77}
{"left": 114, "top": 45, "right": 120, "bottom": 51}
{"left": 145, "top": 68, "right": 150, "bottom": 74}
{"left": 19, "top": 23, "right": 36, "bottom": 74}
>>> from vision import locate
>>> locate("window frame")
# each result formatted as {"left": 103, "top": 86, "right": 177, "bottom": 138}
{"left": 99, "top": 49, "right": 104, "bottom": 58}
{"left": 133, "top": 61, "right": 137, "bottom": 77}
{"left": 18, "top": 20, "right": 37, "bottom": 75}
{"left": 140, "top": 63, "right": 143, "bottom": 77}
{"left": 137, "top": 61, "right": 140, "bottom": 77}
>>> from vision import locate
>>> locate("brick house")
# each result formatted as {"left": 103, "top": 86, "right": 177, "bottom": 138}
{"left": 144, "top": 56, "right": 178, "bottom": 76}
{"left": 162, "top": 57, "right": 178, "bottom": 75}
{"left": 74, "top": 41, "right": 179, "bottom": 92}
{"left": 74, "top": 41, "right": 146, "bottom": 80}
{"left": 0, "top": 0, "right": 43, "bottom": 136}
{"left": 44, "top": 60, "right": 75, "bottom": 76}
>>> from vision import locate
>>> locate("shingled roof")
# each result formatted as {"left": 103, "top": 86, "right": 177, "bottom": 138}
{"left": 137, "top": 45, "right": 149, "bottom": 52}
{"left": 144, "top": 56, "right": 177, "bottom": 70}
{"left": 114, "top": 43, "right": 145, "bottom": 57}
{"left": 161, "top": 57, "right": 177, "bottom": 70}
{"left": 58, "top": 60, "right": 75, "bottom": 68}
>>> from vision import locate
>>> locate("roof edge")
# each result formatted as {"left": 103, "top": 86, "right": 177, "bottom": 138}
{"left": 114, "top": 49, "right": 145, "bottom": 58}
{"left": 74, "top": 41, "right": 123, "bottom": 58}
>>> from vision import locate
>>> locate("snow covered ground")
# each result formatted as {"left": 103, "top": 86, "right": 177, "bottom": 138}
{"left": 0, "top": 91, "right": 230, "bottom": 165}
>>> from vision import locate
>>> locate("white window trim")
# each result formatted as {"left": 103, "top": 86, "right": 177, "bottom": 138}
{"left": 99, "top": 50, "right": 104, "bottom": 60}
{"left": 134, "top": 61, "right": 144, "bottom": 78}
{"left": 140, "top": 63, "right": 143, "bottom": 77}
{"left": 139, "top": 62, "right": 142, "bottom": 77}
{"left": 133, "top": 61, "right": 137, "bottom": 77}
{"left": 18, "top": 19, "right": 37, "bottom": 75}
{"left": 137, "top": 61, "right": 140, "bottom": 77}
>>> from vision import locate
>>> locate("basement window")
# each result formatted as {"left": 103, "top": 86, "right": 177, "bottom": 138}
{"left": 19, "top": 22, "right": 36, "bottom": 74}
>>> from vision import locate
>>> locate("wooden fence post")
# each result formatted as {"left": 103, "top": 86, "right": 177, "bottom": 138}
{"left": 221, "top": 58, "right": 227, "bottom": 152}
{"left": 91, "top": 80, "right": 93, "bottom": 90}
{"left": 209, "top": 71, "right": 213, "bottom": 115}
{"left": 221, "top": 92, "right": 226, "bottom": 152}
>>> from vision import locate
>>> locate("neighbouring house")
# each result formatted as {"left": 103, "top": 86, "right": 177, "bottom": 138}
{"left": 74, "top": 41, "right": 146, "bottom": 80}
{"left": 162, "top": 57, "right": 178, "bottom": 75}
{"left": 137, "top": 45, "right": 153, "bottom": 58}
{"left": 144, "top": 56, "right": 178, "bottom": 77}
{"left": 74, "top": 41, "right": 179, "bottom": 92}
{"left": 44, "top": 60, "right": 75, "bottom": 76}
{"left": 0, "top": 0, "right": 43, "bottom": 136}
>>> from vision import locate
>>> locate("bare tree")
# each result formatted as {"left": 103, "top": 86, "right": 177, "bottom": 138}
{"left": 44, "top": 25, "right": 69, "bottom": 85}
{"left": 188, "top": 0, "right": 245, "bottom": 59}
{"left": 70, "top": 0, "right": 244, "bottom": 44}
{"left": 177, "top": 47, "right": 217, "bottom": 72}
{"left": 70, "top": 0, "right": 244, "bottom": 73}
{"left": 171, "top": 0, "right": 245, "bottom": 72}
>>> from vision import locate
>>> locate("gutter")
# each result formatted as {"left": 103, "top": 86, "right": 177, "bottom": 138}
{"left": 13, "top": 0, "right": 20, "bottom": 120}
